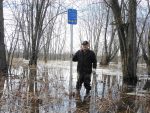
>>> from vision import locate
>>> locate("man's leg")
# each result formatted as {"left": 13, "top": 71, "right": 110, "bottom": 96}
{"left": 84, "top": 73, "right": 91, "bottom": 96}
{"left": 76, "top": 72, "right": 84, "bottom": 95}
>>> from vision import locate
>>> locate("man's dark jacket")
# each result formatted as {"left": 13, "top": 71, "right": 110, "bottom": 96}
{"left": 72, "top": 49, "right": 97, "bottom": 74}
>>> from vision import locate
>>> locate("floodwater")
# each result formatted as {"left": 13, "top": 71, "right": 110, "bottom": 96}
{"left": 0, "top": 61, "right": 150, "bottom": 113}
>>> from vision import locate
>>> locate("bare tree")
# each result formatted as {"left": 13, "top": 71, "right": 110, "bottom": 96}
{"left": 137, "top": 1, "right": 150, "bottom": 75}
{"left": 6, "top": 0, "right": 67, "bottom": 64}
{"left": 142, "top": 28, "right": 150, "bottom": 75}
{"left": 80, "top": 1, "right": 119, "bottom": 65}
{"left": 105, "top": 0, "right": 137, "bottom": 86}
{"left": 0, "top": 0, "right": 7, "bottom": 75}
{"left": 43, "top": 6, "right": 66, "bottom": 62}
{"left": 43, "top": 11, "right": 56, "bottom": 62}
{"left": 7, "top": 23, "right": 20, "bottom": 73}
{"left": 80, "top": 1, "right": 104, "bottom": 56}
{"left": 27, "top": 0, "right": 51, "bottom": 66}
{"left": 5, "top": 0, "right": 28, "bottom": 73}
{"left": 100, "top": 6, "right": 119, "bottom": 65}
{"left": 24, "top": 0, "right": 66, "bottom": 65}
{"left": 19, "top": 1, "right": 30, "bottom": 60}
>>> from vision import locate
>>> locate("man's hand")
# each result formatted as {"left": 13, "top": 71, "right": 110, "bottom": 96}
{"left": 92, "top": 68, "right": 96, "bottom": 74}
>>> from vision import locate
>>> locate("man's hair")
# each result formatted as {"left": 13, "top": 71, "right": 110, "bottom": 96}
{"left": 82, "top": 41, "right": 89, "bottom": 45}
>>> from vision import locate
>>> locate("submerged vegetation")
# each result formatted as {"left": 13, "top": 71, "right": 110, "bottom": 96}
{"left": 0, "top": 60, "right": 149, "bottom": 113}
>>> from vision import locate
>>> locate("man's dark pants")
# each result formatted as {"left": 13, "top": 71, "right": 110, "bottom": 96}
{"left": 76, "top": 72, "right": 91, "bottom": 92}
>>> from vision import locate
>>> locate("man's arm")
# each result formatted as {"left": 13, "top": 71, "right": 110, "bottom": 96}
{"left": 92, "top": 51, "right": 97, "bottom": 74}
{"left": 72, "top": 51, "right": 78, "bottom": 62}
{"left": 92, "top": 52, "right": 97, "bottom": 69}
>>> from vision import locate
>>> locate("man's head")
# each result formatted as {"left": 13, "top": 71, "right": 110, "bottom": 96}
{"left": 81, "top": 41, "right": 89, "bottom": 51}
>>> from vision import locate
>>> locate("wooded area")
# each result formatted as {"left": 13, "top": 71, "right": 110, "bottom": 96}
{"left": 0, "top": 0, "right": 150, "bottom": 112}
{"left": 1, "top": 0, "right": 149, "bottom": 85}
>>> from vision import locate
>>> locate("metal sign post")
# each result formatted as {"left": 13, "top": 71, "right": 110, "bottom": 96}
{"left": 68, "top": 9, "right": 77, "bottom": 95}
{"left": 69, "top": 24, "right": 73, "bottom": 95}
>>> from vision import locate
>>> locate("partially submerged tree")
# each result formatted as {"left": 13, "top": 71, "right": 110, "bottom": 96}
{"left": 28, "top": 0, "right": 51, "bottom": 66}
{"left": 142, "top": 28, "right": 150, "bottom": 75}
{"left": 100, "top": 26, "right": 119, "bottom": 65}
{"left": 139, "top": 0, "right": 150, "bottom": 75}
{"left": 136, "top": 6, "right": 149, "bottom": 63}
{"left": 0, "top": 0, "right": 7, "bottom": 75}
{"left": 105, "top": 0, "right": 137, "bottom": 86}
{"left": 100, "top": 6, "right": 119, "bottom": 65}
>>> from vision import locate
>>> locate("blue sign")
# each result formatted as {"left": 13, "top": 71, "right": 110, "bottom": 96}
{"left": 68, "top": 9, "right": 77, "bottom": 25}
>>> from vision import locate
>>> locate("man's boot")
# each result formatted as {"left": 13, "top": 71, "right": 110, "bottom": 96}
{"left": 85, "top": 89, "right": 90, "bottom": 97}
{"left": 84, "top": 89, "right": 90, "bottom": 100}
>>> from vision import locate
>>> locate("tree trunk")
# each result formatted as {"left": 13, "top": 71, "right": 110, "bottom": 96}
{"left": 100, "top": 7, "right": 110, "bottom": 66}
{"left": 142, "top": 28, "right": 150, "bottom": 75}
{"left": 110, "top": 0, "right": 137, "bottom": 86}
{"left": 28, "top": 0, "right": 50, "bottom": 66}
{"left": 125, "top": 0, "right": 137, "bottom": 85}
{"left": 148, "top": 28, "right": 150, "bottom": 75}
{"left": 147, "top": 64, "right": 150, "bottom": 75}
{"left": 0, "top": 0, "right": 7, "bottom": 74}
{"left": 100, "top": 55, "right": 109, "bottom": 65}
{"left": 28, "top": 69, "right": 39, "bottom": 112}
{"left": 29, "top": 40, "right": 37, "bottom": 66}
{"left": 0, "top": 76, "right": 5, "bottom": 98}
{"left": 23, "top": 39, "right": 30, "bottom": 60}
{"left": 100, "top": 13, "right": 118, "bottom": 66}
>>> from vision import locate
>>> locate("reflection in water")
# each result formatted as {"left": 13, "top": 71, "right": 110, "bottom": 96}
{"left": 0, "top": 61, "right": 150, "bottom": 112}
{"left": 90, "top": 73, "right": 98, "bottom": 113}
{"left": 29, "top": 68, "right": 39, "bottom": 113}
{"left": 0, "top": 76, "right": 5, "bottom": 98}
{"left": 96, "top": 73, "right": 150, "bottom": 113}
{"left": 96, "top": 74, "right": 120, "bottom": 113}
{"left": 0, "top": 75, "right": 5, "bottom": 111}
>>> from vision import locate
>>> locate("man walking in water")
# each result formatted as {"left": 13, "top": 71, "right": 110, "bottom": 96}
{"left": 73, "top": 41, "right": 97, "bottom": 97}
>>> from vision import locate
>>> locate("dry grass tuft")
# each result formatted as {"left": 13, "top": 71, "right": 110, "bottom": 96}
{"left": 11, "top": 58, "right": 29, "bottom": 68}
